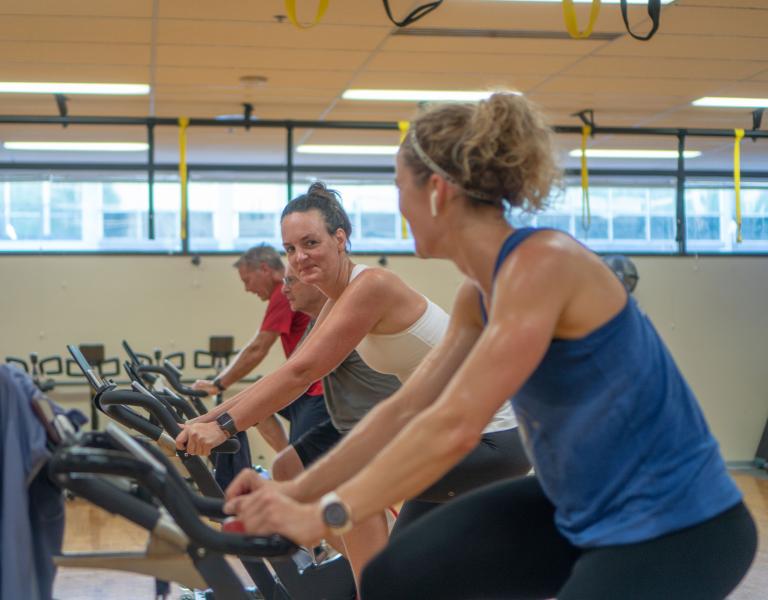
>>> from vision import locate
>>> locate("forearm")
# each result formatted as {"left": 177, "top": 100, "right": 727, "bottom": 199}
{"left": 257, "top": 415, "right": 289, "bottom": 453}
{"left": 288, "top": 329, "right": 474, "bottom": 502}
{"left": 287, "top": 391, "right": 419, "bottom": 502}
{"left": 218, "top": 345, "right": 269, "bottom": 388}
{"left": 338, "top": 405, "right": 479, "bottom": 523}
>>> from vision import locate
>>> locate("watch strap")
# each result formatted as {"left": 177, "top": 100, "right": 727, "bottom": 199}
{"left": 215, "top": 411, "right": 238, "bottom": 438}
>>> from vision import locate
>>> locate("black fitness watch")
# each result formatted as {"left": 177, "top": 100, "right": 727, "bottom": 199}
{"left": 215, "top": 411, "right": 238, "bottom": 439}
{"left": 213, "top": 377, "right": 226, "bottom": 392}
{"left": 320, "top": 492, "right": 353, "bottom": 535}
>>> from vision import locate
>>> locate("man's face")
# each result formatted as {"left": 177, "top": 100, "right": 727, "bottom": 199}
{"left": 238, "top": 263, "right": 274, "bottom": 301}
{"left": 282, "top": 267, "right": 325, "bottom": 314}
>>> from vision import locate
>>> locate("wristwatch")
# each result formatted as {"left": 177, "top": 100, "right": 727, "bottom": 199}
{"left": 215, "top": 411, "right": 238, "bottom": 439}
{"left": 320, "top": 492, "right": 353, "bottom": 535}
{"left": 213, "top": 377, "right": 226, "bottom": 392}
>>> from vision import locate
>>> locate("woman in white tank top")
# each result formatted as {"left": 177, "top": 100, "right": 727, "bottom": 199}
{"left": 178, "top": 182, "right": 527, "bottom": 587}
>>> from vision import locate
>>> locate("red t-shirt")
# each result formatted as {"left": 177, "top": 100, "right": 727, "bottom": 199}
{"left": 260, "top": 283, "right": 323, "bottom": 397}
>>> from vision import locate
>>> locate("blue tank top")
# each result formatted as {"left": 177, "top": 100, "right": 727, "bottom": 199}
{"left": 489, "top": 228, "right": 741, "bottom": 547}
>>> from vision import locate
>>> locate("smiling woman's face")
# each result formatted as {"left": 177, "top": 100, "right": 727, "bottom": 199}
{"left": 281, "top": 208, "right": 345, "bottom": 286}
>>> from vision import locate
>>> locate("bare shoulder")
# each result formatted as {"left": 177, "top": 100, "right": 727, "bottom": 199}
{"left": 348, "top": 265, "right": 409, "bottom": 293}
{"left": 492, "top": 230, "right": 587, "bottom": 315}
{"left": 500, "top": 229, "right": 582, "bottom": 276}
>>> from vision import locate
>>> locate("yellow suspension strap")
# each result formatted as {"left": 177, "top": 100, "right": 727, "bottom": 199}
{"left": 580, "top": 124, "right": 591, "bottom": 233}
{"left": 398, "top": 120, "right": 411, "bottom": 239}
{"left": 563, "top": 0, "right": 601, "bottom": 40}
{"left": 285, "top": 0, "right": 330, "bottom": 29}
{"left": 178, "top": 117, "right": 189, "bottom": 249}
{"left": 733, "top": 128, "right": 745, "bottom": 243}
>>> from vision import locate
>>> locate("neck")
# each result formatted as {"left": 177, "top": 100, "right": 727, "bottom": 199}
{"left": 442, "top": 216, "right": 514, "bottom": 297}
{"left": 317, "top": 256, "right": 354, "bottom": 301}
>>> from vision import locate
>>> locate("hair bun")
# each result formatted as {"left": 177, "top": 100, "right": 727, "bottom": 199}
{"left": 306, "top": 181, "right": 340, "bottom": 202}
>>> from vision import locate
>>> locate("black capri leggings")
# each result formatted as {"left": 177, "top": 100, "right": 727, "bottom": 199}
{"left": 362, "top": 476, "right": 757, "bottom": 600}
{"left": 391, "top": 427, "right": 530, "bottom": 536}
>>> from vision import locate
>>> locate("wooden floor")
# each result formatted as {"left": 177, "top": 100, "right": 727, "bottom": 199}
{"left": 53, "top": 470, "right": 768, "bottom": 599}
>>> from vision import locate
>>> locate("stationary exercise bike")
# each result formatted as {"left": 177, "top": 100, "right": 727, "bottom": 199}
{"left": 67, "top": 344, "right": 357, "bottom": 600}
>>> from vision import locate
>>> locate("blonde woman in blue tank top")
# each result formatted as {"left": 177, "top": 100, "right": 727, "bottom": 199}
{"left": 177, "top": 182, "right": 527, "bottom": 588}
{"left": 216, "top": 93, "right": 757, "bottom": 600}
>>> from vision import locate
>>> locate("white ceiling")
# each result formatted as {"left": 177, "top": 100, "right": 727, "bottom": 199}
{"left": 0, "top": 0, "right": 767, "bottom": 173}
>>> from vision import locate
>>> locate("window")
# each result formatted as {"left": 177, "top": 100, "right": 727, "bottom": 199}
{"left": 1, "top": 174, "right": 766, "bottom": 255}
{"left": 239, "top": 212, "right": 276, "bottom": 238}
{"left": 50, "top": 184, "right": 82, "bottom": 240}
{"left": 9, "top": 182, "right": 44, "bottom": 240}
{"left": 509, "top": 183, "right": 677, "bottom": 253}
{"left": 685, "top": 184, "right": 768, "bottom": 253}
{"left": 361, "top": 212, "right": 397, "bottom": 239}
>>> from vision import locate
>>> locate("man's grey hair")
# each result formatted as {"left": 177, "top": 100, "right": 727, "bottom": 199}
{"left": 233, "top": 244, "right": 284, "bottom": 272}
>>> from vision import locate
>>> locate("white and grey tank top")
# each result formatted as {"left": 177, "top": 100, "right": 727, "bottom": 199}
{"left": 349, "top": 264, "right": 517, "bottom": 433}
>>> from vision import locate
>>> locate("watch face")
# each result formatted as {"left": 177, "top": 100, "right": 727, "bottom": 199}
{"left": 216, "top": 413, "right": 237, "bottom": 436}
{"left": 323, "top": 502, "right": 349, "bottom": 528}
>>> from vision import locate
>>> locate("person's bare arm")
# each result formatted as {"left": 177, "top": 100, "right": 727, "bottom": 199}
{"left": 177, "top": 271, "right": 398, "bottom": 451}
{"left": 282, "top": 279, "right": 485, "bottom": 502}
{"left": 334, "top": 238, "right": 576, "bottom": 522}
{"left": 191, "top": 330, "right": 278, "bottom": 394}
{"left": 219, "top": 330, "right": 279, "bottom": 388}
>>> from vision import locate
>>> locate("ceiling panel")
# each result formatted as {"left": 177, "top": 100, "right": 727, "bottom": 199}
{"left": 599, "top": 33, "right": 768, "bottom": 62}
{"left": 157, "top": 0, "right": 394, "bottom": 27}
{"left": 661, "top": 5, "right": 768, "bottom": 36}
{"left": 0, "top": 63, "right": 149, "bottom": 82}
{"left": 532, "top": 76, "right": 730, "bottom": 97}
{"left": 155, "top": 66, "right": 354, "bottom": 89}
{"left": 366, "top": 51, "right": 579, "bottom": 75}
{"left": 563, "top": 56, "right": 766, "bottom": 80}
{"left": 349, "top": 71, "right": 545, "bottom": 91}
{"left": 0, "top": 0, "right": 152, "bottom": 18}
{"left": 676, "top": 0, "right": 768, "bottom": 9}
{"left": 0, "top": 15, "right": 150, "bottom": 44}
{"left": 0, "top": 41, "right": 151, "bottom": 66}
{"left": 157, "top": 45, "right": 368, "bottom": 71}
{"left": 380, "top": 36, "right": 608, "bottom": 57}
{"left": 158, "top": 20, "right": 388, "bottom": 51}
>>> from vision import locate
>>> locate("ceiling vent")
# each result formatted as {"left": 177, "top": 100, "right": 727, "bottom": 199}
{"left": 391, "top": 27, "right": 621, "bottom": 41}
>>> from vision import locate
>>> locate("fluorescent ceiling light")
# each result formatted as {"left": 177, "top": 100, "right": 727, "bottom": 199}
{"left": 0, "top": 82, "right": 149, "bottom": 95}
{"left": 569, "top": 149, "right": 701, "bottom": 159}
{"left": 342, "top": 89, "right": 505, "bottom": 102}
{"left": 215, "top": 114, "right": 258, "bottom": 121}
{"left": 4, "top": 142, "right": 149, "bottom": 152}
{"left": 298, "top": 145, "right": 399, "bottom": 155}
{"left": 693, "top": 97, "right": 768, "bottom": 108}
{"left": 491, "top": 0, "right": 674, "bottom": 4}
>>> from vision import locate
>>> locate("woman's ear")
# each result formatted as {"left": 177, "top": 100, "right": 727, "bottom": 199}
{"left": 335, "top": 228, "right": 347, "bottom": 253}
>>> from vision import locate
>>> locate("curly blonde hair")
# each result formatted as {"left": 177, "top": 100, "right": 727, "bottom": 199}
{"left": 400, "top": 93, "right": 561, "bottom": 212}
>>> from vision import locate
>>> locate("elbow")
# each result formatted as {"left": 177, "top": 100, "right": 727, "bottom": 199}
{"left": 453, "top": 425, "right": 482, "bottom": 458}
{"left": 285, "top": 360, "right": 317, "bottom": 391}
{"left": 434, "top": 411, "right": 483, "bottom": 461}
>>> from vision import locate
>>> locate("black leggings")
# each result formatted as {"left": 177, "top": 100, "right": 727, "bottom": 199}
{"left": 392, "top": 427, "right": 530, "bottom": 536}
{"left": 362, "top": 476, "right": 757, "bottom": 600}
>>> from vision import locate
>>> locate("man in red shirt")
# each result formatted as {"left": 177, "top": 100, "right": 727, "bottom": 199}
{"left": 192, "top": 244, "right": 326, "bottom": 450}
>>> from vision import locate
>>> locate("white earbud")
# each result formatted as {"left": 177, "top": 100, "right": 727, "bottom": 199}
{"left": 429, "top": 190, "right": 438, "bottom": 217}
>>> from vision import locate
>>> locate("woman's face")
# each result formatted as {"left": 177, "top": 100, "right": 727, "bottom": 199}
{"left": 281, "top": 209, "right": 346, "bottom": 286}
{"left": 396, "top": 152, "right": 438, "bottom": 258}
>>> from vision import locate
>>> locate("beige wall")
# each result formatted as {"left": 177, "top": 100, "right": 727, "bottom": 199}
{"left": 1, "top": 253, "right": 766, "bottom": 462}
